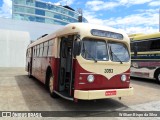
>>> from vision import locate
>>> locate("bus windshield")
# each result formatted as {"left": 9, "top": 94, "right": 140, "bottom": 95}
{"left": 109, "top": 42, "right": 130, "bottom": 62}
{"left": 81, "top": 39, "right": 130, "bottom": 62}
{"left": 82, "top": 39, "right": 109, "bottom": 61}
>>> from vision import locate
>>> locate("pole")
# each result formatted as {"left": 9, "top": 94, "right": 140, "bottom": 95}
{"left": 159, "top": 9, "right": 160, "bottom": 32}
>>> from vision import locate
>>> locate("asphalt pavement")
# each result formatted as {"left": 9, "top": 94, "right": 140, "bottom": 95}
{"left": 0, "top": 68, "right": 160, "bottom": 120}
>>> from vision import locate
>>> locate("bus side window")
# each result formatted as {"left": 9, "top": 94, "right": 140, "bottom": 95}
{"left": 33, "top": 46, "right": 36, "bottom": 57}
{"left": 130, "top": 43, "right": 134, "bottom": 52}
{"left": 43, "top": 41, "right": 48, "bottom": 57}
{"left": 39, "top": 43, "right": 44, "bottom": 57}
{"left": 35, "top": 46, "right": 37, "bottom": 57}
{"left": 138, "top": 41, "right": 150, "bottom": 52}
{"left": 48, "top": 40, "right": 53, "bottom": 56}
{"left": 150, "top": 40, "right": 160, "bottom": 50}
{"left": 37, "top": 45, "right": 40, "bottom": 57}
{"left": 132, "top": 42, "right": 138, "bottom": 57}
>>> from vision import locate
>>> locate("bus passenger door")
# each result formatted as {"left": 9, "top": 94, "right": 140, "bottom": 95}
{"left": 58, "top": 36, "right": 74, "bottom": 95}
{"left": 59, "top": 38, "right": 67, "bottom": 91}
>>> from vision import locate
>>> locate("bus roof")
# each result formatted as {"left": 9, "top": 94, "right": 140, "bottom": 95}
{"left": 130, "top": 32, "right": 160, "bottom": 41}
{"left": 128, "top": 33, "right": 144, "bottom": 37}
{"left": 28, "top": 23, "right": 128, "bottom": 48}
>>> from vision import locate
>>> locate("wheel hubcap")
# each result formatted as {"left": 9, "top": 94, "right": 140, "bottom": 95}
{"left": 49, "top": 76, "right": 54, "bottom": 93}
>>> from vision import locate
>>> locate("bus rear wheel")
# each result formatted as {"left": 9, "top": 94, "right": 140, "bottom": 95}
{"left": 155, "top": 71, "right": 160, "bottom": 84}
{"left": 48, "top": 73, "right": 58, "bottom": 98}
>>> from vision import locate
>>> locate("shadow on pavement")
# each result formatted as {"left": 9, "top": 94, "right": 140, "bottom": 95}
{"left": 15, "top": 75, "right": 129, "bottom": 116}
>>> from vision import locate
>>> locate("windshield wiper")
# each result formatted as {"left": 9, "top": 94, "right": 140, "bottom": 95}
{"left": 109, "top": 47, "right": 123, "bottom": 64}
{"left": 82, "top": 43, "right": 97, "bottom": 63}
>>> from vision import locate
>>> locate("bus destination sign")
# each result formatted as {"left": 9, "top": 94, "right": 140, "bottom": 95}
{"left": 91, "top": 29, "right": 123, "bottom": 40}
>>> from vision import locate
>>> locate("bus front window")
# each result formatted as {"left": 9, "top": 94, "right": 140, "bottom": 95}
{"left": 82, "top": 39, "right": 109, "bottom": 61}
{"left": 109, "top": 42, "right": 130, "bottom": 62}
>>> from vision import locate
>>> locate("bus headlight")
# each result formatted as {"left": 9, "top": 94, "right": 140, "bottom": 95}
{"left": 121, "top": 75, "right": 127, "bottom": 82}
{"left": 87, "top": 75, "right": 94, "bottom": 83}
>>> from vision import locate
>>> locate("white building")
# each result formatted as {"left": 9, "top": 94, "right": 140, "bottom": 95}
{"left": 0, "top": 29, "right": 30, "bottom": 67}
{"left": 0, "top": 18, "right": 63, "bottom": 67}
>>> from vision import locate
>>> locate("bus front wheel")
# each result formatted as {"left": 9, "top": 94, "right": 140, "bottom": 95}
{"left": 48, "top": 73, "right": 58, "bottom": 98}
{"left": 155, "top": 71, "right": 160, "bottom": 84}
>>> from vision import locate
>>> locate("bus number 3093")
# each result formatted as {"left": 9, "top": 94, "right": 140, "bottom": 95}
{"left": 104, "top": 69, "right": 113, "bottom": 73}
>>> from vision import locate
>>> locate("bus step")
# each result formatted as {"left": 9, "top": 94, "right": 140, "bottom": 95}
{"left": 54, "top": 91, "right": 73, "bottom": 101}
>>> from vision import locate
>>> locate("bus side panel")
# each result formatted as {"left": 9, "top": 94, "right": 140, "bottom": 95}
{"left": 74, "top": 60, "right": 130, "bottom": 90}
{"left": 131, "top": 60, "right": 160, "bottom": 79}
{"left": 32, "top": 57, "right": 40, "bottom": 81}
{"left": 51, "top": 58, "right": 60, "bottom": 91}
{"left": 41, "top": 57, "right": 51, "bottom": 83}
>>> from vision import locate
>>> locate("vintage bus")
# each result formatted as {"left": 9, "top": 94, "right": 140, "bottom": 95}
{"left": 26, "top": 23, "right": 133, "bottom": 102}
{"left": 130, "top": 32, "right": 160, "bottom": 84}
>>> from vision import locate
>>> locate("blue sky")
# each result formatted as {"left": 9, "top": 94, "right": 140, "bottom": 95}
{"left": 0, "top": 0, "right": 160, "bottom": 34}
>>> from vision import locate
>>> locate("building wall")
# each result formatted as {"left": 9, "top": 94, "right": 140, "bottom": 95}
{"left": 0, "top": 29, "right": 30, "bottom": 67}
{"left": 0, "top": 18, "right": 63, "bottom": 40}
{"left": 0, "top": 18, "right": 63, "bottom": 67}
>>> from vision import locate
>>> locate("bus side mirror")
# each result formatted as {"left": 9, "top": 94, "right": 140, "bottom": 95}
{"left": 73, "top": 41, "right": 81, "bottom": 57}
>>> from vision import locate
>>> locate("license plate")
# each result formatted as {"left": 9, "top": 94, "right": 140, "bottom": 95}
{"left": 105, "top": 90, "right": 116, "bottom": 96}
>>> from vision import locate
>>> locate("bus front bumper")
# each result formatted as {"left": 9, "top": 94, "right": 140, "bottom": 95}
{"left": 74, "top": 87, "right": 134, "bottom": 100}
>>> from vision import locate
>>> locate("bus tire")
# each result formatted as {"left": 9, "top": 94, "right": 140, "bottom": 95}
{"left": 48, "top": 72, "right": 58, "bottom": 98}
{"left": 155, "top": 70, "right": 160, "bottom": 84}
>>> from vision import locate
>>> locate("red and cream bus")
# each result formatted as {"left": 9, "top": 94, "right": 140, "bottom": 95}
{"left": 26, "top": 23, "right": 133, "bottom": 102}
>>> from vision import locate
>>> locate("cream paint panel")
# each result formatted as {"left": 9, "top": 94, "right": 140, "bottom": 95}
{"left": 53, "top": 38, "right": 58, "bottom": 58}
{"left": 77, "top": 56, "right": 130, "bottom": 79}
{"left": 57, "top": 39, "right": 60, "bottom": 58}
{"left": 74, "top": 87, "right": 134, "bottom": 100}
{"left": 74, "top": 90, "right": 89, "bottom": 100}
{"left": 131, "top": 67, "right": 155, "bottom": 78}
{"left": 88, "top": 88, "right": 133, "bottom": 99}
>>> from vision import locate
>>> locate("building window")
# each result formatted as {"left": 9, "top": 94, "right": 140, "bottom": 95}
{"left": 35, "top": 9, "right": 45, "bottom": 16}
{"left": 45, "top": 11, "right": 54, "bottom": 18}
{"left": 28, "top": 16, "right": 36, "bottom": 21}
{"left": 14, "top": 0, "right": 26, "bottom": 5}
{"left": 45, "top": 18, "right": 53, "bottom": 24}
{"left": 54, "top": 20, "right": 67, "bottom": 25}
{"left": 54, "top": 14, "right": 62, "bottom": 19}
{"left": 35, "top": 1, "right": 46, "bottom": 9}
{"left": 36, "top": 17, "right": 45, "bottom": 23}
{"left": 47, "top": 4, "right": 53, "bottom": 10}
{"left": 26, "top": 0, "right": 35, "bottom": 6}
{"left": 26, "top": 7, "right": 35, "bottom": 14}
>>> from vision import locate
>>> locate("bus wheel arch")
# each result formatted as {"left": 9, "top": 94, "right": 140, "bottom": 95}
{"left": 45, "top": 66, "right": 52, "bottom": 89}
{"left": 154, "top": 68, "right": 160, "bottom": 84}
{"left": 45, "top": 66, "right": 58, "bottom": 98}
